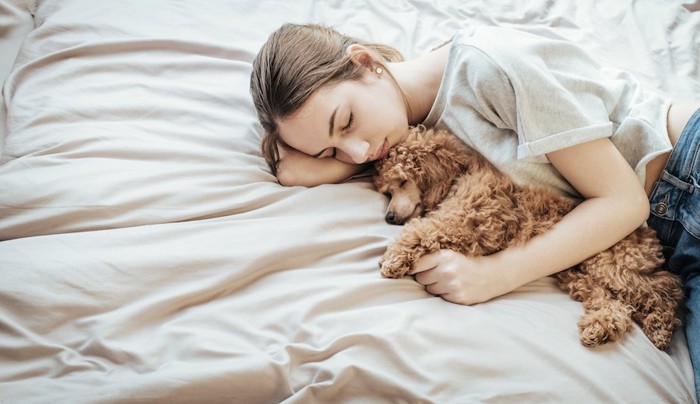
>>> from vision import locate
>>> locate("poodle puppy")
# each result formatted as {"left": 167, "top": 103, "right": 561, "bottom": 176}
{"left": 374, "top": 126, "right": 684, "bottom": 350}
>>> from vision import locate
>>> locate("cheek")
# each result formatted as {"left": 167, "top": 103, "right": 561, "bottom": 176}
{"left": 360, "top": 95, "right": 407, "bottom": 135}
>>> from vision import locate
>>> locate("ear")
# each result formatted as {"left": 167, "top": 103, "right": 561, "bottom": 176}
{"left": 346, "top": 44, "right": 376, "bottom": 72}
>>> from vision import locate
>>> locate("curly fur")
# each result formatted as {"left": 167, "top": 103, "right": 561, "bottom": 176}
{"left": 374, "top": 126, "right": 684, "bottom": 350}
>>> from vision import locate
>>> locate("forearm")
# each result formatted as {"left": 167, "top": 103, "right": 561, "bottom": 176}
{"left": 276, "top": 150, "right": 367, "bottom": 187}
{"left": 493, "top": 194, "right": 650, "bottom": 291}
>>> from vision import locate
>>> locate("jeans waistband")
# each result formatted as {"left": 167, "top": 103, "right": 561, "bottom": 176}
{"left": 659, "top": 108, "right": 700, "bottom": 193}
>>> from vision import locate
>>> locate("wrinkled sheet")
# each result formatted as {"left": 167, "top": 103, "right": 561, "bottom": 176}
{"left": 0, "top": 0, "right": 698, "bottom": 402}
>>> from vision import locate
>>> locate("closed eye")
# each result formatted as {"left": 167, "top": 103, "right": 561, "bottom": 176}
{"left": 316, "top": 111, "right": 352, "bottom": 159}
{"left": 343, "top": 112, "right": 354, "bottom": 131}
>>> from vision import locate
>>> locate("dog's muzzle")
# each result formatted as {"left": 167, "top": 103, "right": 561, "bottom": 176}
{"left": 385, "top": 204, "right": 423, "bottom": 225}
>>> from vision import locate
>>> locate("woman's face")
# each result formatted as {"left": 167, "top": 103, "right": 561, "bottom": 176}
{"left": 277, "top": 71, "right": 409, "bottom": 165}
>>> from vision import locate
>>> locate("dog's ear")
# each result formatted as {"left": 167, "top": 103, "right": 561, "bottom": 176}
{"left": 414, "top": 130, "right": 466, "bottom": 181}
{"left": 373, "top": 140, "right": 413, "bottom": 190}
{"left": 411, "top": 128, "right": 501, "bottom": 210}
{"left": 432, "top": 130, "right": 470, "bottom": 171}
{"left": 406, "top": 131, "right": 462, "bottom": 210}
{"left": 433, "top": 129, "right": 497, "bottom": 176}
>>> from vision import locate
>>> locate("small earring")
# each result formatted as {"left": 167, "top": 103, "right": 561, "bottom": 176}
{"left": 375, "top": 66, "right": 383, "bottom": 75}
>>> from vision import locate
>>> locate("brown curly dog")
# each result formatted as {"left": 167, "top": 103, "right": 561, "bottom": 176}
{"left": 374, "top": 126, "right": 684, "bottom": 350}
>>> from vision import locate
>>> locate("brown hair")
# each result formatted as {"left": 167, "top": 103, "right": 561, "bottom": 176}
{"left": 250, "top": 23, "right": 405, "bottom": 175}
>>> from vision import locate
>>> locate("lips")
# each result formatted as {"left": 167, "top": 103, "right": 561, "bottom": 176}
{"left": 376, "top": 139, "right": 390, "bottom": 160}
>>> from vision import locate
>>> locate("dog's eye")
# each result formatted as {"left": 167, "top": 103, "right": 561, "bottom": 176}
{"left": 383, "top": 191, "right": 391, "bottom": 198}
{"left": 399, "top": 180, "right": 407, "bottom": 188}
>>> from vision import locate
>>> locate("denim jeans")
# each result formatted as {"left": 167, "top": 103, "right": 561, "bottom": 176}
{"left": 648, "top": 108, "right": 700, "bottom": 400}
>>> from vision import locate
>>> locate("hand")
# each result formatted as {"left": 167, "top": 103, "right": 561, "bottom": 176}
{"left": 409, "top": 249, "right": 511, "bottom": 305}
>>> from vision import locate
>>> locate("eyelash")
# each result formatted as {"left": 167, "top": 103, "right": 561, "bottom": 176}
{"left": 343, "top": 113, "right": 354, "bottom": 131}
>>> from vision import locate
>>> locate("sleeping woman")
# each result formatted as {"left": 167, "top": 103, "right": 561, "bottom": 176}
{"left": 249, "top": 23, "right": 700, "bottom": 395}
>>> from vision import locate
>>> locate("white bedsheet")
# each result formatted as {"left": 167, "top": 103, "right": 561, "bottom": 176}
{"left": 1, "top": 0, "right": 698, "bottom": 402}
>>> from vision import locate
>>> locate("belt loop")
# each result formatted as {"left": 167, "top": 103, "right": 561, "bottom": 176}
{"left": 661, "top": 170, "right": 695, "bottom": 194}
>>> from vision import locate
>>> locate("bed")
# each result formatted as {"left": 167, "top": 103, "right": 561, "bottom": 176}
{"left": 1, "top": 0, "right": 698, "bottom": 402}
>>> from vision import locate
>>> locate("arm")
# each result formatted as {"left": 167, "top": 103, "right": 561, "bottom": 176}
{"left": 410, "top": 137, "right": 650, "bottom": 305}
{"left": 275, "top": 148, "right": 367, "bottom": 187}
{"left": 495, "top": 137, "right": 649, "bottom": 289}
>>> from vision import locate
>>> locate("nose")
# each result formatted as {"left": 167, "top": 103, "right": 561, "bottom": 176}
{"left": 340, "top": 137, "right": 371, "bottom": 164}
{"left": 385, "top": 211, "right": 399, "bottom": 225}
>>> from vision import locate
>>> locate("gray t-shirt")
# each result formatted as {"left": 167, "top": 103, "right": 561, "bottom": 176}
{"left": 423, "top": 26, "right": 672, "bottom": 200}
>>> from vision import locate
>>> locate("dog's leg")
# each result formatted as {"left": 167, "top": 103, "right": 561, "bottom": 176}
{"left": 629, "top": 271, "right": 684, "bottom": 350}
{"left": 553, "top": 268, "right": 588, "bottom": 302}
{"left": 586, "top": 227, "right": 684, "bottom": 350}
{"left": 624, "top": 267, "right": 684, "bottom": 350}
{"left": 380, "top": 193, "right": 500, "bottom": 278}
{"left": 624, "top": 228, "right": 684, "bottom": 350}
{"left": 577, "top": 284, "right": 634, "bottom": 347}
{"left": 556, "top": 265, "right": 634, "bottom": 347}
{"left": 380, "top": 216, "right": 445, "bottom": 278}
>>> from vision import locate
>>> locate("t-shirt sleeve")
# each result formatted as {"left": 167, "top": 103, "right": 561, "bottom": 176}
{"left": 465, "top": 28, "right": 617, "bottom": 161}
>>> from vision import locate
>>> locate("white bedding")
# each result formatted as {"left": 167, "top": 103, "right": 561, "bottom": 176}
{"left": 0, "top": 0, "right": 698, "bottom": 402}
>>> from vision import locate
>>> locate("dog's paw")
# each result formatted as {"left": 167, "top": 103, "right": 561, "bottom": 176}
{"left": 639, "top": 312, "right": 682, "bottom": 350}
{"left": 578, "top": 300, "right": 632, "bottom": 347}
{"left": 379, "top": 250, "right": 412, "bottom": 278}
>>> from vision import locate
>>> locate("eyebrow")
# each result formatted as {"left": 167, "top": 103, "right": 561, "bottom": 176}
{"left": 312, "top": 106, "right": 338, "bottom": 158}
{"left": 328, "top": 106, "right": 337, "bottom": 138}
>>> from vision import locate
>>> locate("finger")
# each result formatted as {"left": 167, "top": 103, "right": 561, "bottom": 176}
{"left": 425, "top": 282, "right": 449, "bottom": 296}
{"left": 414, "top": 269, "right": 439, "bottom": 286}
{"left": 408, "top": 252, "right": 441, "bottom": 275}
{"left": 441, "top": 292, "right": 475, "bottom": 306}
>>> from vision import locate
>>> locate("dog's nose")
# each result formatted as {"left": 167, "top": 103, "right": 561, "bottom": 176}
{"left": 385, "top": 211, "right": 398, "bottom": 225}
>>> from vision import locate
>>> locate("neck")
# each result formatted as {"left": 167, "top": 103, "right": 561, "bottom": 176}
{"left": 388, "top": 43, "right": 450, "bottom": 125}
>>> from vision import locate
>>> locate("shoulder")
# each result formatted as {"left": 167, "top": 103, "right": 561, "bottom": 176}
{"left": 452, "top": 26, "right": 597, "bottom": 75}
{"left": 444, "top": 27, "right": 513, "bottom": 84}
{"left": 452, "top": 26, "right": 544, "bottom": 58}
{"left": 445, "top": 26, "right": 547, "bottom": 85}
